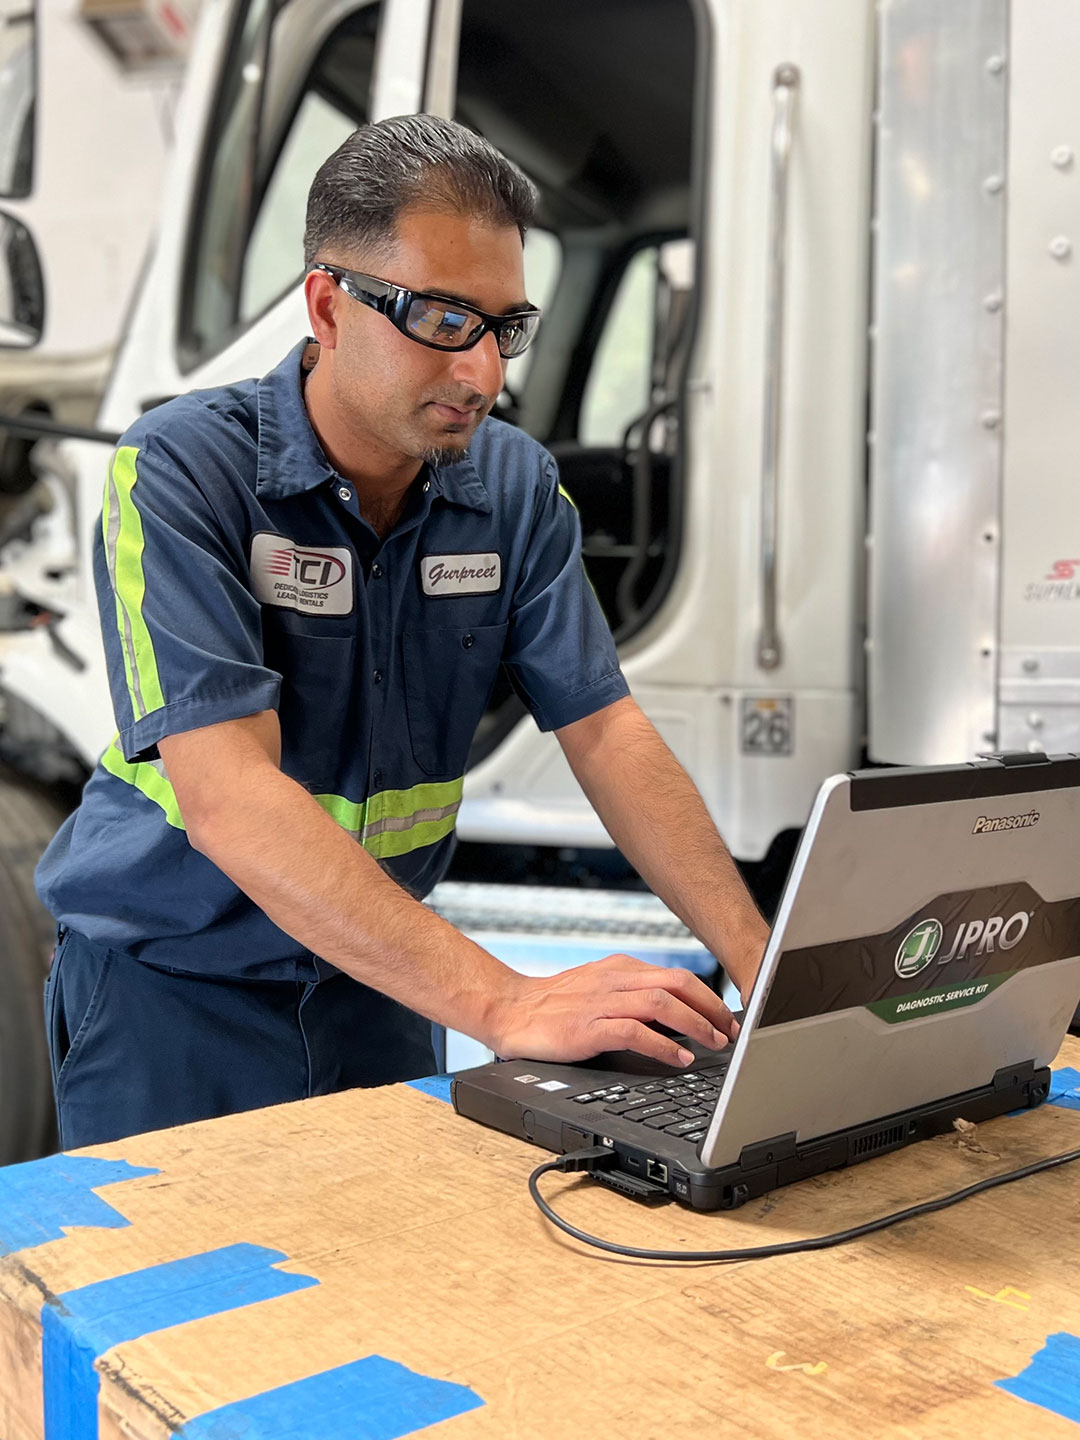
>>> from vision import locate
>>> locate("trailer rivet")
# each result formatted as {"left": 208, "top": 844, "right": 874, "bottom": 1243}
{"left": 983, "top": 292, "right": 1003, "bottom": 312}
{"left": 1050, "top": 236, "right": 1073, "bottom": 260}
{"left": 1022, "top": 657, "right": 1040, "bottom": 674}
{"left": 981, "top": 411, "right": 1001, "bottom": 430}
{"left": 1028, "top": 713, "right": 1044, "bottom": 730}
{"left": 983, "top": 175, "right": 1004, "bottom": 195}
{"left": 1052, "top": 145, "right": 1074, "bottom": 170}
{"left": 986, "top": 55, "right": 1006, "bottom": 75}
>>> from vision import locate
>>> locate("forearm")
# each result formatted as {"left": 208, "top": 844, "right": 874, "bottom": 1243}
{"left": 185, "top": 763, "right": 519, "bottom": 1044}
{"left": 561, "top": 700, "right": 767, "bottom": 995}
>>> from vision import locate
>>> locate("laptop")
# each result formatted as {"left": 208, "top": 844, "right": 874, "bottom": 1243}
{"left": 451, "top": 753, "right": 1080, "bottom": 1210}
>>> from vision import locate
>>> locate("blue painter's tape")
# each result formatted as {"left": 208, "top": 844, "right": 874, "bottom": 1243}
{"left": 177, "top": 1354, "right": 484, "bottom": 1439}
{"left": 42, "top": 1244, "right": 317, "bottom": 1440}
{"left": 1048, "top": 1066, "right": 1080, "bottom": 1112}
{"left": 997, "top": 1331, "right": 1080, "bottom": 1425}
{"left": 0, "top": 1154, "right": 158, "bottom": 1255}
{"left": 407, "top": 1074, "right": 453, "bottom": 1105}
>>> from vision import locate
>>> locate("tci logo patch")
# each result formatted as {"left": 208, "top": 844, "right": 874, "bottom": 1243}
{"left": 894, "top": 911, "right": 1031, "bottom": 979}
{"left": 251, "top": 533, "right": 354, "bottom": 616}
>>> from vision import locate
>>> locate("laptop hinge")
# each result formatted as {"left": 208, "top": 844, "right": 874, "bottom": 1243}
{"left": 738, "top": 1132, "right": 798, "bottom": 1172}
{"left": 991, "top": 1059, "right": 1037, "bottom": 1091}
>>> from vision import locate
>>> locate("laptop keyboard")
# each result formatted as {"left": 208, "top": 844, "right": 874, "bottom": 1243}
{"left": 568, "top": 1055, "right": 732, "bottom": 1144}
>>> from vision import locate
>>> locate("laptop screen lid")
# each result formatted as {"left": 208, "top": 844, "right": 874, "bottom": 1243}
{"left": 699, "top": 754, "right": 1080, "bottom": 1171}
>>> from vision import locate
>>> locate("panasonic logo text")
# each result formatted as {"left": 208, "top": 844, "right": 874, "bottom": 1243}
{"left": 972, "top": 811, "right": 1041, "bottom": 835}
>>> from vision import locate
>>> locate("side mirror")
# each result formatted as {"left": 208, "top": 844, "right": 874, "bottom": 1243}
{"left": 0, "top": 211, "right": 42, "bottom": 347}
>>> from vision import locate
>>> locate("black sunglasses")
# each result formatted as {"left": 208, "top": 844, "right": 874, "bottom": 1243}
{"left": 311, "top": 263, "right": 541, "bottom": 359}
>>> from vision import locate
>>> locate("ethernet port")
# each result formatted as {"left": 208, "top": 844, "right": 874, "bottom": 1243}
{"left": 646, "top": 1159, "right": 668, "bottom": 1184}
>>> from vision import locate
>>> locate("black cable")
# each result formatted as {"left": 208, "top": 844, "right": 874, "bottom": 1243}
{"left": 528, "top": 1142, "right": 1080, "bottom": 1262}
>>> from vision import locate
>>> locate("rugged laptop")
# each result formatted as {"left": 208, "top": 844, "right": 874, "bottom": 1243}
{"left": 452, "top": 754, "right": 1080, "bottom": 1210}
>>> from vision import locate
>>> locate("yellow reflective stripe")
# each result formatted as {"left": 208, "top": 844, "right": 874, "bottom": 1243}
{"left": 103, "top": 446, "right": 165, "bottom": 720}
{"left": 557, "top": 482, "right": 578, "bottom": 511}
{"left": 315, "top": 793, "right": 364, "bottom": 833}
{"left": 100, "top": 738, "right": 185, "bottom": 830}
{"left": 315, "top": 777, "right": 463, "bottom": 856}
{"left": 365, "top": 777, "right": 463, "bottom": 823}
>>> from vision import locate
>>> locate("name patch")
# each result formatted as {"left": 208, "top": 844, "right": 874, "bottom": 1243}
{"left": 251, "top": 533, "right": 354, "bottom": 616}
{"left": 421, "top": 552, "right": 501, "bottom": 597}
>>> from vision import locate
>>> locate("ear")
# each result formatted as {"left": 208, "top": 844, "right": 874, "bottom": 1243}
{"left": 305, "top": 269, "right": 341, "bottom": 349}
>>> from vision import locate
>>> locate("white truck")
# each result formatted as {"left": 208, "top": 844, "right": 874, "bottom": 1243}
{"left": 0, "top": 0, "right": 1077, "bottom": 1160}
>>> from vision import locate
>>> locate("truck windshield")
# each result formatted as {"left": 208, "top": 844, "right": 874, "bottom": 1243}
{"left": 181, "top": 0, "right": 381, "bottom": 368}
{"left": 0, "top": 3, "right": 34, "bottom": 198}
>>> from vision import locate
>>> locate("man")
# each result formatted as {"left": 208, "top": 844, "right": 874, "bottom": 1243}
{"left": 36, "top": 115, "right": 767, "bottom": 1150}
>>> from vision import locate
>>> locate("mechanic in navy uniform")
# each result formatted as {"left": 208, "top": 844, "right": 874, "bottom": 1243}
{"left": 36, "top": 116, "right": 768, "bottom": 1149}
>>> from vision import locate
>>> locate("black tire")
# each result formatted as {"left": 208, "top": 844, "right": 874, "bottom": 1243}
{"left": 0, "top": 763, "right": 70, "bottom": 1162}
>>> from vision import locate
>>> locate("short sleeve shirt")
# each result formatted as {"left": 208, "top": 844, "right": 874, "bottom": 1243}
{"left": 35, "top": 339, "right": 629, "bottom": 978}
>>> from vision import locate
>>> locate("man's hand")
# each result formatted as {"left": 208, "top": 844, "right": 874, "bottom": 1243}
{"left": 485, "top": 954, "right": 739, "bottom": 1069}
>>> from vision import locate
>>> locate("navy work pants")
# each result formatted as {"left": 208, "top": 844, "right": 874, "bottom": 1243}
{"left": 44, "top": 927, "right": 437, "bottom": 1150}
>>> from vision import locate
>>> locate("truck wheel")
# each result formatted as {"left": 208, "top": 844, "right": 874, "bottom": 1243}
{"left": 0, "top": 764, "right": 70, "bottom": 1162}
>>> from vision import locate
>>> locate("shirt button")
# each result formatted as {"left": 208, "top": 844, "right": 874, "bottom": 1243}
{"left": 373, "top": 669, "right": 383, "bottom": 685}
{"left": 373, "top": 769, "right": 383, "bottom": 788}
{"left": 371, "top": 562, "right": 382, "bottom": 579}
{"left": 423, "top": 480, "right": 430, "bottom": 493}
{"left": 337, "top": 486, "right": 351, "bottom": 501}
{"left": 462, "top": 632, "right": 475, "bottom": 650}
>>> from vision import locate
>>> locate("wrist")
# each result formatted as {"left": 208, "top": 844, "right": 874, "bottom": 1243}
{"left": 461, "top": 958, "right": 529, "bottom": 1054}
{"left": 717, "top": 924, "right": 769, "bottom": 1005}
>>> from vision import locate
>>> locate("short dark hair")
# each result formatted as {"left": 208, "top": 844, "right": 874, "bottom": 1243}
{"left": 304, "top": 114, "right": 538, "bottom": 267}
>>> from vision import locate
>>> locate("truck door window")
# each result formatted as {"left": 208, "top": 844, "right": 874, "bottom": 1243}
{"left": 0, "top": 2, "right": 34, "bottom": 198}
{"left": 241, "top": 91, "right": 354, "bottom": 321}
{"left": 580, "top": 246, "right": 657, "bottom": 448}
{"left": 498, "top": 226, "right": 561, "bottom": 412}
{"left": 181, "top": 0, "right": 382, "bottom": 369}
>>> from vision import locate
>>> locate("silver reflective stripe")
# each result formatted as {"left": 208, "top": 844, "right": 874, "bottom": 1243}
{"left": 361, "top": 799, "right": 462, "bottom": 842}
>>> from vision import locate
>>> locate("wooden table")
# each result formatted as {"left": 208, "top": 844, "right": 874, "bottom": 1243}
{"left": 3, "top": 1038, "right": 1080, "bottom": 1439}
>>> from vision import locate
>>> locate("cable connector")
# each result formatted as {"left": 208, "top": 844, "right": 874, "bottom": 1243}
{"left": 555, "top": 1145, "right": 619, "bottom": 1174}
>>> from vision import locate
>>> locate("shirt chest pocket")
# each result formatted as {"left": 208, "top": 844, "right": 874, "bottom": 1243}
{"left": 263, "top": 615, "right": 358, "bottom": 777}
{"left": 402, "top": 622, "right": 509, "bottom": 777}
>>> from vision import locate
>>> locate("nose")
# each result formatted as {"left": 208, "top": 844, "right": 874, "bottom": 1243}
{"left": 448, "top": 328, "right": 505, "bottom": 399}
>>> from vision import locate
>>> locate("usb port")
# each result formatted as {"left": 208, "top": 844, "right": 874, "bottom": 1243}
{"left": 646, "top": 1159, "right": 668, "bottom": 1184}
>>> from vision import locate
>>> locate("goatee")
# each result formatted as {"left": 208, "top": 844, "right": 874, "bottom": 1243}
{"left": 421, "top": 443, "right": 470, "bottom": 468}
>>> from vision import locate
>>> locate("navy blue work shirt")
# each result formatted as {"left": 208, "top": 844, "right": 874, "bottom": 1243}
{"left": 36, "top": 339, "right": 629, "bottom": 978}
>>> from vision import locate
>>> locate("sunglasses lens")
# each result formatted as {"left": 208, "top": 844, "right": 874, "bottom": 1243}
{"left": 498, "top": 311, "right": 540, "bottom": 358}
{"left": 404, "top": 298, "right": 481, "bottom": 349}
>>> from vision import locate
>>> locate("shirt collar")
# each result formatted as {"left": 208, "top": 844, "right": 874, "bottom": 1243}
{"left": 255, "top": 338, "right": 492, "bottom": 515}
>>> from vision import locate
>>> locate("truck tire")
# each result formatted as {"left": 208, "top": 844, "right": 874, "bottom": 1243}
{"left": 0, "top": 764, "right": 69, "bottom": 1162}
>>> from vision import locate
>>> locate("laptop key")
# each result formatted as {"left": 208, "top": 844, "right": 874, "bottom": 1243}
{"left": 682, "top": 1130, "right": 707, "bottom": 1143}
{"left": 633, "top": 1102, "right": 679, "bottom": 1121}
{"left": 643, "top": 1113, "right": 682, "bottom": 1129}
{"left": 665, "top": 1118, "right": 710, "bottom": 1137}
